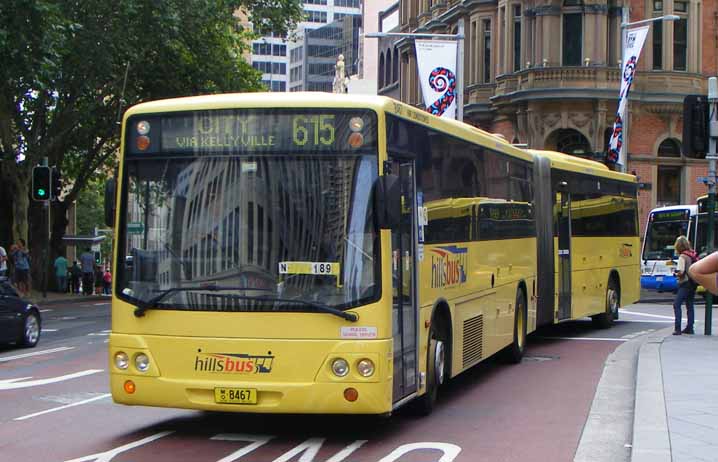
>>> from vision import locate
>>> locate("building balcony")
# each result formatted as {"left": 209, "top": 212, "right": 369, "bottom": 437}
{"left": 491, "top": 66, "right": 705, "bottom": 106}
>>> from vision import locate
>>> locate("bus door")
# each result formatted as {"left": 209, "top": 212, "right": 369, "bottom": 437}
{"left": 390, "top": 159, "right": 418, "bottom": 403}
{"left": 557, "top": 191, "right": 572, "bottom": 320}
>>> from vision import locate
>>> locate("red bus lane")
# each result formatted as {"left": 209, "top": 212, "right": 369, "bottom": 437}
{"left": 0, "top": 331, "right": 621, "bottom": 462}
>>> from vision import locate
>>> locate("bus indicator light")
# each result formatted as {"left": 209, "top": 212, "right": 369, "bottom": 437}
{"left": 124, "top": 380, "right": 136, "bottom": 394}
{"left": 137, "top": 135, "right": 150, "bottom": 151}
{"left": 348, "top": 132, "right": 363, "bottom": 149}
{"left": 343, "top": 388, "right": 358, "bottom": 402}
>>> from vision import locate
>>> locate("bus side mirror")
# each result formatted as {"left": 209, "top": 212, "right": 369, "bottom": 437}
{"left": 104, "top": 177, "right": 116, "bottom": 227}
{"left": 374, "top": 174, "right": 401, "bottom": 230}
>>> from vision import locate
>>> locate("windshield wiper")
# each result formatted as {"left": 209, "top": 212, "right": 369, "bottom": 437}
{"left": 134, "top": 284, "right": 271, "bottom": 317}
{"left": 206, "top": 293, "right": 358, "bottom": 322}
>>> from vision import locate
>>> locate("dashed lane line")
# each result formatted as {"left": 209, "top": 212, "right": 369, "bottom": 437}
{"left": 0, "top": 347, "right": 75, "bottom": 363}
{"left": 14, "top": 393, "right": 111, "bottom": 421}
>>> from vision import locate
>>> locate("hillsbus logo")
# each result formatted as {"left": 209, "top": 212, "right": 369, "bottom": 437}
{"left": 430, "top": 246, "right": 468, "bottom": 289}
{"left": 194, "top": 352, "right": 275, "bottom": 374}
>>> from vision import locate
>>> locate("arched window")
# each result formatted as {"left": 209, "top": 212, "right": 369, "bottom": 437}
{"left": 393, "top": 48, "right": 399, "bottom": 83}
{"left": 658, "top": 138, "right": 681, "bottom": 157}
{"left": 378, "top": 52, "right": 385, "bottom": 88}
{"left": 385, "top": 50, "right": 392, "bottom": 88}
{"left": 547, "top": 128, "right": 592, "bottom": 156}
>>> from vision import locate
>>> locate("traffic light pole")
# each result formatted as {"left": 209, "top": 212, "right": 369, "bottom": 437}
{"left": 706, "top": 77, "right": 717, "bottom": 335}
{"left": 41, "top": 157, "right": 50, "bottom": 299}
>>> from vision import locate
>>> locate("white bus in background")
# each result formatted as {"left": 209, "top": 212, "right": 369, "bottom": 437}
{"left": 641, "top": 205, "right": 697, "bottom": 292}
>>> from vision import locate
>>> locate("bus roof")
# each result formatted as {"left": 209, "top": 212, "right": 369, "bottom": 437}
{"left": 526, "top": 149, "right": 636, "bottom": 183}
{"left": 124, "top": 92, "right": 535, "bottom": 162}
{"left": 649, "top": 204, "right": 698, "bottom": 214}
{"left": 124, "top": 93, "right": 635, "bottom": 179}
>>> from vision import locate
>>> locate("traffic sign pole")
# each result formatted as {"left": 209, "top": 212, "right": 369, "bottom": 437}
{"left": 706, "top": 77, "right": 717, "bottom": 335}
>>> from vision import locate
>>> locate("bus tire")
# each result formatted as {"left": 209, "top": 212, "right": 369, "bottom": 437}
{"left": 414, "top": 320, "right": 447, "bottom": 416}
{"left": 505, "top": 288, "right": 527, "bottom": 364}
{"left": 593, "top": 278, "right": 619, "bottom": 329}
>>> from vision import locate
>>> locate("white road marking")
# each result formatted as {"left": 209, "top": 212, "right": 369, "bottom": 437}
{"left": 0, "top": 347, "right": 74, "bottom": 363}
{"left": 14, "top": 393, "right": 111, "bottom": 421}
{"left": 622, "top": 310, "right": 703, "bottom": 323}
{"left": 537, "top": 336, "right": 628, "bottom": 342}
{"left": 616, "top": 319, "right": 673, "bottom": 323}
{"left": 621, "top": 310, "right": 674, "bottom": 320}
{"left": 87, "top": 330, "right": 111, "bottom": 336}
{"left": 39, "top": 309, "right": 53, "bottom": 313}
{"left": 0, "top": 369, "right": 103, "bottom": 390}
{"left": 63, "top": 431, "right": 175, "bottom": 462}
{"left": 93, "top": 302, "right": 109, "bottom": 306}
{"left": 42, "top": 328, "right": 59, "bottom": 332}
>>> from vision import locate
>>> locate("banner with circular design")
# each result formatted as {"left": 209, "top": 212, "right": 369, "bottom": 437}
{"left": 608, "top": 26, "right": 649, "bottom": 166}
{"left": 415, "top": 40, "right": 458, "bottom": 119}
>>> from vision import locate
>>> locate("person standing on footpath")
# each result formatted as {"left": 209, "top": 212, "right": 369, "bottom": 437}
{"left": 80, "top": 248, "right": 95, "bottom": 295}
{"left": 54, "top": 253, "right": 69, "bottom": 293}
{"left": 12, "top": 239, "right": 31, "bottom": 297}
{"left": 672, "top": 235, "right": 698, "bottom": 335}
{"left": 69, "top": 261, "right": 82, "bottom": 294}
{"left": 0, "top": 244, "right": 7, "bottom": 279}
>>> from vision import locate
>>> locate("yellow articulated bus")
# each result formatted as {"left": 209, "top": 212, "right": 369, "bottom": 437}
{"left": 106, "top": 93, "right": 639, "bottom": 416}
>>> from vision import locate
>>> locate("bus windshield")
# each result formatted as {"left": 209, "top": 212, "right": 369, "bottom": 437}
{"left": 642, "top": 218, "right": 688, "bottom": 261}
{"left": 694, "top": 214, "right": 718, "bottom": 256}
{"left": 117, "top": 110, "right": 379, "bottom": 313}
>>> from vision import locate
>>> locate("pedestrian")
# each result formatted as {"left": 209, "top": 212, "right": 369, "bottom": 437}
{"left": 102, "top": 268, "right": 112, "bottom": 295}
{"left": 688, "top": 250, "right": 718, "bottom": 296}
{"left": 70, "top": 261, "right": 81, "bottom": 294}
{"left": 94, "top": 265, "right": 103, "bottom": 295}
{"left": 54, "top": 253, "right": 69, "bottom": 293}
{"left": 11, "top": 239, "right": 31, "bottom": 297}
{"left": 80, "top": 248, "right": 95, "bottom": 295}
{"left": 0, "top": 243, "right": 7, "bottom": 279}
{"left": 672, "top": 235, "right": 698, "bottom": 335}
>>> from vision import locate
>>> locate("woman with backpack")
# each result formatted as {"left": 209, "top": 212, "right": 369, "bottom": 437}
{"left": 673, "top": 235, "right": 697, "bottom": 335}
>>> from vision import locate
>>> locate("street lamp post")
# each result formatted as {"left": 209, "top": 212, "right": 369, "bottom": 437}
{"left": 364, "top": 30, "right": 465, "bottom": 121}
{"left": 617, "top": 12, "right": 680, "bottom": 172}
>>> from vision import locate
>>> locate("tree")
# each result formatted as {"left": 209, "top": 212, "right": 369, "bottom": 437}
{"left": 0, "top": 0, "right": 303, "bottom": 288}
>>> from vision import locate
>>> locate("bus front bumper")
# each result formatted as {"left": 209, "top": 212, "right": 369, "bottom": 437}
{"left": 110, "top": 375, "right": 393, "bottom": 414}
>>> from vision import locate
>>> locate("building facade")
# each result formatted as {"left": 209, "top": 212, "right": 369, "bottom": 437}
{"left": 389, "top": 0, "right": 717, "bottom": 235}
{"left": 251, "top": 1, "right": 362, "bottom": 92}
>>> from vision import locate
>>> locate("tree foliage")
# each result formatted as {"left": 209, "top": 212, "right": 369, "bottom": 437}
{"left": 0, "top": 0, "right": 302, "bottom": 283}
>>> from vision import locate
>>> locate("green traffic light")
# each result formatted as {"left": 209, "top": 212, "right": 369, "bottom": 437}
{"left": 38, "top": 189, "right": 46, "bottom": 196}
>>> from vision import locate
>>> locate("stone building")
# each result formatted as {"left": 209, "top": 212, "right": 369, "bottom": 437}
{"left": 385, "top": 0, "right": 717, "bottom": 235}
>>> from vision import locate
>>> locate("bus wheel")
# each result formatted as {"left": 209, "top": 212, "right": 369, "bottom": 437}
{"left": 593, "top": 278, "right": 619, "bottom": 329}
{"left": 505, "top": 288, "right": 527, "bottom": 364}
{"left": 414, "top": 321, "right": 446, "bottom": 416}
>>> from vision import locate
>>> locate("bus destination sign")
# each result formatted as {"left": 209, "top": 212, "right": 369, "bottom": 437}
{"left": 127, "top": 110, "right": 376, "bottom": 155}
{"left": 651, "top": 209, "right": 689, "bottom": 222}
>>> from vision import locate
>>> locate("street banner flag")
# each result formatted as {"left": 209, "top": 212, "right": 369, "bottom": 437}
{"left": 415, "top": 40, "right": 458, "bottom": 119}
{"left": 608, "top": 25, "right": 650, "bottom": 166}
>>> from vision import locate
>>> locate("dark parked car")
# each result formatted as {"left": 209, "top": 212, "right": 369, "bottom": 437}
{"left": 0, "top": 279, "right": 41, "bottom": 347}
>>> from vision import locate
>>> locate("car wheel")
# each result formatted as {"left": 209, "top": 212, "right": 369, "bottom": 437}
{"left": 19, "top": 311, "right": 41, "bottom": 347}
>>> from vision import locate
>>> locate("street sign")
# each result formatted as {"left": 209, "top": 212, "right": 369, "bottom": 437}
{"left": 127, "top": 222, "right": 145, "bottom": 234}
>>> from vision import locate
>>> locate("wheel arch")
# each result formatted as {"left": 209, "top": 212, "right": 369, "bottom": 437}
{"left": 429, "top": 298, "right": 453, "bottom": 376}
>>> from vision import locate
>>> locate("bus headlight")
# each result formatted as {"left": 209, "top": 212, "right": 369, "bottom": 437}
{"left": 356, "top": 359, "right": 375, "bottom": 377}
{"left": 331, "top": 358, "right": 349, "bottom": 377}
{"left": 134, "top": 353, "right": 150, "bottom": 372}
{"left": 136, "top": 120, "right": 151, "bottom": 135}
{"left": 114, "top": 352, "right": 129, "bottom": 370}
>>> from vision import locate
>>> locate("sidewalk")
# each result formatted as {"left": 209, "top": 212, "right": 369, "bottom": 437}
{"left": 632, "top": 316, "right": 718, "bottom": 462}
{"left": 25, "top": 289, "right": 110, "bottom": 306}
